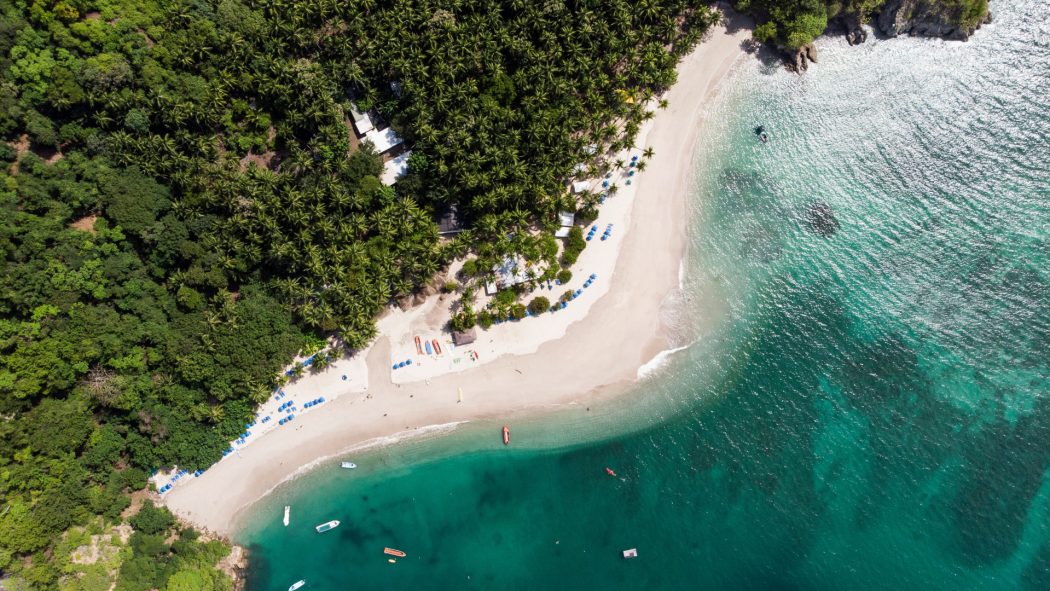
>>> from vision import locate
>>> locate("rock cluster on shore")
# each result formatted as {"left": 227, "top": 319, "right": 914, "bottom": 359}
{"left": 774, "top": 0, "right": 992, "bottom": 70}
{"left": 876, "top": 0, "right": 992, "bottom": 41}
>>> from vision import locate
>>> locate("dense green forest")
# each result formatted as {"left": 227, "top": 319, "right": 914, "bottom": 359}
{"left": 0, "top": 0, "right": 719, "bottom": 588}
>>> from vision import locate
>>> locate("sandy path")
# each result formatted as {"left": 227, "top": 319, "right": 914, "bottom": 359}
{"left": 163, "top": 13, "right": 753, "bottom": 536}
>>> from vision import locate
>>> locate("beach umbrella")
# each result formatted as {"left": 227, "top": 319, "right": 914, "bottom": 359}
{"left": 628, "top": 170, "right": 635, "bottom": 176}
{"left": 626, "top": 179, "right": 632, "bottom": 185}
{"left": 406, "top": 359, "right": 413, "bottom": 365}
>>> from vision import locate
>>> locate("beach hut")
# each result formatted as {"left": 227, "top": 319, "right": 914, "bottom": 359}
{"left": 348, "top": 103, "right": 374, "bottom": 136}
{"left": 452, "top": 328, "right": 477, "bottom": 347}
{"left": 554, "top": 211, "right": 576, "bottom": 238}
{"left": 364, "top": 126, "right": 404, "bottom": 154}
{"left": 438, "top": 205, "right": 464, "bottom": 235}
{"left": 381, "top": 150, "right": 411, "bottom": 185}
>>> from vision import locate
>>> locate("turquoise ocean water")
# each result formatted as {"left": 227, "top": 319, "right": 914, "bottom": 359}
{"left": 240, "top": 1, "right": 1049, "bottom": 588}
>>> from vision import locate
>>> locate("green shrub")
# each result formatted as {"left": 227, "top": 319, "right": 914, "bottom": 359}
{"left": 460, "top": 259, "right": 478, "bottom": 277}
{"left": 509, "top": 303, "right": 526, "bottom": 320}
{"left": 527, "top": 296, "right": 550, "bottom": 315}
{"left": 560, "top": 290, "right": 574, "bottom": 303}
{"left": 477, "top": 310, "right": 493, "bottom": 329}
{"left": 561, "top": 226, "right": 586, "bottom": 266}
{"left": 556, "top": 269, "right": 572, "bottom": 284}
{"left": 442, "top": 281, "right": 459, "bottom": 293}
{"left": 129, "top": 501, "right": 174, "bottom": 536}
{"left": 494, "top": 288, "right": 518, "bottom": 307}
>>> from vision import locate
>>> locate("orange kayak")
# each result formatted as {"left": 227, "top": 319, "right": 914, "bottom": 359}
{"left": 502, "top": 425, "right": 510, "bottom": 445}
{"left": 433, "top": 339, "right": 442, "bottom": 355}
{"left": 384, "top": 548, "right": 406, "bottom": 558}
{"left": 414, "top": 336, "right": 422, "bottom": 355}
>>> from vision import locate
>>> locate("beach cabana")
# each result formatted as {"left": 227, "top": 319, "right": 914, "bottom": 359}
{"left": 452, "top": 328, "right": 477, "bottom": 346}
{"left": 571, "top": 180, "right": 592, "bottom": 194}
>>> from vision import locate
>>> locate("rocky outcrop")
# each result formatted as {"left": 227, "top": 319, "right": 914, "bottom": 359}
{"left": 876, "top": 0, "right": 991, "bottom": 41}
{"left": 790, "top": 43, "right": 819, "bottom": 72}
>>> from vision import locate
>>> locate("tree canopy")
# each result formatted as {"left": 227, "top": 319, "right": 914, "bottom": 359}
{"left": 0, "top": 0, "right": 720, "bottom": 587}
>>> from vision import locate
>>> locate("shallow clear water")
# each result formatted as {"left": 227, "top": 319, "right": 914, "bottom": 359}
{"left": 240, "top": 2, "right": 1050, "bottom": 588}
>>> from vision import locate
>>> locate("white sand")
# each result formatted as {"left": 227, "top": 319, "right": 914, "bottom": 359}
{"left": 162, "top": 13, "right": 753, "bottom": 535}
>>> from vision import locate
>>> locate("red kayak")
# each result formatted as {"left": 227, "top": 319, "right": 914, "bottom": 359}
{"left": 414, "top": 336, "right": 422, "bottom": 355}
{"left": 606, "top": 467, "right": 617, "bottom": 477}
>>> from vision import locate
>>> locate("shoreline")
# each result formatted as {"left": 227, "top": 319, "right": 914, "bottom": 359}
{"left": 161, "top": 12, "right": 753, "bottom": 537}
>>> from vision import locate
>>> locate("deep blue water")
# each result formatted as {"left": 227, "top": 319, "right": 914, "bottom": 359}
{"left": 241, "top": 2, "right": 1050, "bottom": 588}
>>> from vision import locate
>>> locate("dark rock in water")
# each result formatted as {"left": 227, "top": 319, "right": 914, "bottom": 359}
{"left": 806, "top": 202, "right": 840, "bottom": 237}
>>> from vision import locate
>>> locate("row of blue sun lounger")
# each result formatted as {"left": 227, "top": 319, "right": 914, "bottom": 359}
{"left": 392, "top": 359, "right": 414, "bottom": 370}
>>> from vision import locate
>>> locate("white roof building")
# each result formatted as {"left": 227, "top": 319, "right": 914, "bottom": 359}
{"left": 554, "top": 211, "right": 575, "bottom": 237}
{"left": 381, "top": 150, "right": 411, "bottom": 186}
{"left": 571, "top": 180, "right": 591, "bottom": 194}
{"left": 349, "top": 104, "right": 374, "bottom": 136}
{"left": 364, "top": 127, "right": 404, "bottom": 154}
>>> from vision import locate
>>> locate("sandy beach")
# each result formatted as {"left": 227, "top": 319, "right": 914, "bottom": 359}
{"left": 162, "top": 13, "right": 752, "bottom": 536}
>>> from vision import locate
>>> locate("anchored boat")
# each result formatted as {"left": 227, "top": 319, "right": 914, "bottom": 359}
{"left": 502, "top": 425, "right": 510, "bottom": 445}
{"left": 315, "top": 520, "right": 340, "bottom": 533}
{"left": 283, "top": 506, "right": 290, "bottom": 527}
{"left": 341, "top": 461, "right": 357, "bottom": 469}
{"left": 288, "top": 580, "right": 306, "bottom": 591}
{"left": 384, "top": 547, "right": 407, "bottom": 557}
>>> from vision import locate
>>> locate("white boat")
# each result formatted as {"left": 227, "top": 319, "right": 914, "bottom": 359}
{"left": 341, "top": 461, "right": 357, "bottom": 469}
{"left": 283, "top": 506, "right": 290, "bottom": 527}
{"left": 315, "top": 520, "right": 340, "bottom": 533}
{"left": 288, "top": 580, "right": 305, "bottom": 591}
{"left": 622, "top": 548, "right": 638, "bottom": 558}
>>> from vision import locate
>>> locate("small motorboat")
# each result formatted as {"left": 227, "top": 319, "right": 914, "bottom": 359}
{"left": 502, "top": 425, "right": 510, "bottom": 445}
{"left": 605, "top": 467, "right": 617, "bottom": 477}
{"left": 755, "top": 125, "right": 769, "bottom": 143}
{"left": 315, "top": 520, "right": 340, "bottom": 533}
{"left": 289, "top": 580, "right": 306, "bottom": 591}
{"left": 384, "top": 547, "right": 407, "bottom": 557}
{"left": 414, "top": 336, "right": 422, "bottom": 355}
{"left": 341, "top": 461, "right": 357, "bottom": 469}
{"left": 283, "top": 506, "right": 290, "bottom": 527}
{"left": 622, "top": 548, "right": 638, "bottom": 559}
